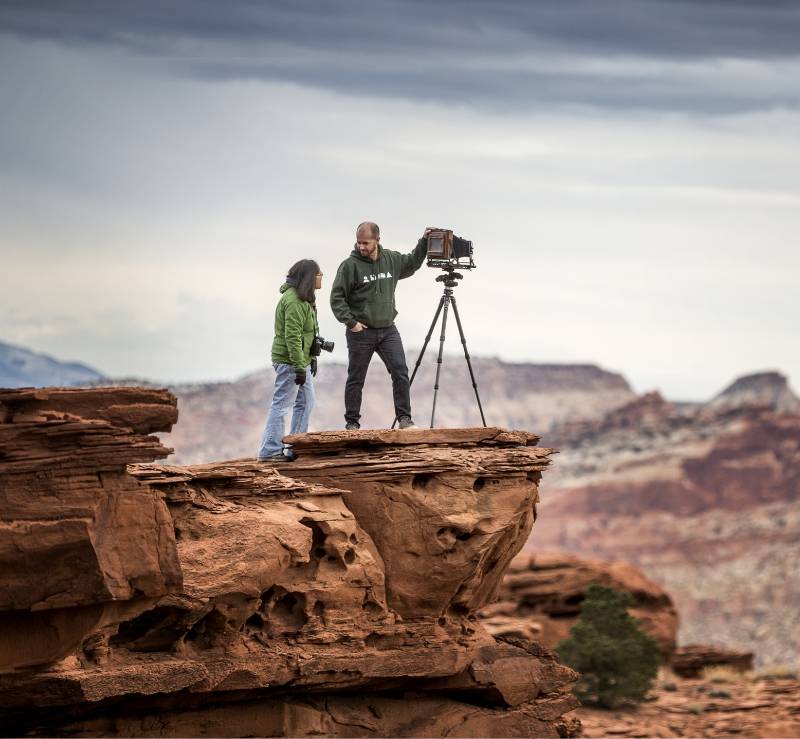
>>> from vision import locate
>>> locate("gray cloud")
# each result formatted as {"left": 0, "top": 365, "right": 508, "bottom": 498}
{"left": 2, "top": 1, "right": 800, "bottom": 113}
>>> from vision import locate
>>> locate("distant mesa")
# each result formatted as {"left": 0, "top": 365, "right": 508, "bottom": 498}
{"left": 708, "top": 370, "right": 800, "bottom": 413}
{"left": 0, "top": 340, "right": 104, "bottom": 388}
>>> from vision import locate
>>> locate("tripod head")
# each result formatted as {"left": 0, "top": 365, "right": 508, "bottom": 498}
{"left": 435, "top": 266, "right": 463, "bottom": 289}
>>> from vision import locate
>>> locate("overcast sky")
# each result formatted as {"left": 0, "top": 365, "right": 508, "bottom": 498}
{"left": 1, "top": 0, "right": 799, "bottom": 399}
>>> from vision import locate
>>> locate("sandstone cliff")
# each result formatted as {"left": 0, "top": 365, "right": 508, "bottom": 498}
{"left": 0, "top": 388, "right": 579, "bottom": 737}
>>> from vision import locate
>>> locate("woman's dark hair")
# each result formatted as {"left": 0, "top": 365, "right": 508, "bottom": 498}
{"left": 286, "top": 259, "right": 320, "bottom": 304}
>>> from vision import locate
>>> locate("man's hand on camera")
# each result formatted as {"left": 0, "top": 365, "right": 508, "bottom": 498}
{"left": 310, "top": 359, "right": 318, "bottom": 377}
{"left": 350, "top": 322, "right": 367, "bottom": 332}
{"left": 295, "top": 369, "right": 306, "bottom": 386}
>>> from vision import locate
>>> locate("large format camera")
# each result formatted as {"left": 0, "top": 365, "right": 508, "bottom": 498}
{"left": 426, "top": 228, "right": 475, "bottom": 270}
{"left": 310, "top": 335, "right": 334, "bottom": 356}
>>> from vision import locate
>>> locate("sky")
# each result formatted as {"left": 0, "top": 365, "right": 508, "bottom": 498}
{"left": 1, "top": 0, "right": 799, "bottom": 400}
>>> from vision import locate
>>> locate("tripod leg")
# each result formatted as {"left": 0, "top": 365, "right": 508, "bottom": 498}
{"left": 430, "top": 296, "right": 451, "bottom": 428}
{"left": 449, "top": 295, "right": 487, "bottom": 427}
{"left": 391, "top": 294, "right": 445, "bottom": 429}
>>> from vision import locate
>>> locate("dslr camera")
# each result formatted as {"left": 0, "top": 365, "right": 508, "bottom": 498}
{"left": 310, "top": 335, "right": 334, "bottom": 356}
{"left": 426, "top": 228, "right": 475, "bottom": 270}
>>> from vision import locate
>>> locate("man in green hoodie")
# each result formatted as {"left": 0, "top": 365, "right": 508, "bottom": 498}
{"left": 330, "top": 221, "right": 429, "bottom": 430}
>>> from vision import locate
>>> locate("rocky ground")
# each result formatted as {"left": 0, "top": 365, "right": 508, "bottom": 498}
{"left": 575, "top": 669, "right": 800, "bottom": 738}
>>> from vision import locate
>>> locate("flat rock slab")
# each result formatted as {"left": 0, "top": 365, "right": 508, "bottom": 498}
{"left": 285, "top": 426, "right": 540, "bottom": 450}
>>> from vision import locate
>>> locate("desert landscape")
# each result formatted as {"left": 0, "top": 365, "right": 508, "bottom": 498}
{"left": 110, "top": 353, "right": 799, "bottom": 672}
{"left": 3, "top": 2, "right": 800, "bottom": 736}
{"left": 1, "top": 381, "right": 798, "bottom": 736}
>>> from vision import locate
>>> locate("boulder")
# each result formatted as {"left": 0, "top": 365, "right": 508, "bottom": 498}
{"left": 670, "top": 644, "right": 754, "bottom": 677}
{"left": 479, "top": 551, "right": 679, "bottom": 658}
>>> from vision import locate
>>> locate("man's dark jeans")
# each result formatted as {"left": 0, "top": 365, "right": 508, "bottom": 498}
{"left": 345, "top": 325, "right": 411, "bottom": 426}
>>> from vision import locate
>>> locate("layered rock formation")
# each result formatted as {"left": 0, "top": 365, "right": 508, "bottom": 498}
{"left": 670, "top": 645, "right": 754, "bottom": 678}
{"left": 0, "top": 388, "right": 579, "bottom": 737}
{"left": 0, "top": 387, "right": 179, "bottom": 672}
{"left": 478, "top": 552, "right": 679, "bottom": 658}
{"left": 534, "top": 377, "right": 800, "bottom": 666}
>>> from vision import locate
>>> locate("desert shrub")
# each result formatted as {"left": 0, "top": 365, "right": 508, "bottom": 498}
{"left": 556, "top": 583, "right": 661, "bottom": 708}
{"left": 708, "top": 688, "right": 732, "bottom": 699}
{"left": 754, "top": 664, "right": 798, "bottom": 681}
{"left": 658, "top": 665, "right": 679, "bottom": 691}
{"left": 701, "top": 665, "right": 750, "bottom": 684}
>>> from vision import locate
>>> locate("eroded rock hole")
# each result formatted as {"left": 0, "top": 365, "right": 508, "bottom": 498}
{"left": 344, "top": 548, "right": 356, "bottom": 564}
{"left": 349, "top": 533, "right": 358, "bottom": 544}
{"left": 362, "top": 594, "right": 385, "bottom": 618}
{"left": 186, "top": 609, "right": 228, "bottom": 645}
{"left": 271, "top": 591, "right": 308, "bottom": 630}
{"left": 436, "top": 526, "right": 473, "bottom": 549}
{"left": 412, "top": 473, "right": 433, "bottom": 489}
{"left": 246, "top": 612, "right": 264, "bottom": 628}
{"left": 300, "top": 518, "right": 328, "bottom": 561}
{"left": 473, "top": 477, "right": 486, "bottom": 492}
{"left": 110, "top": 606, "right": 191, "bottom": 652}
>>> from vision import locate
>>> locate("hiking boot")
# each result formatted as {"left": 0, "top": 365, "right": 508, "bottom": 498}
{"left": 397, "top": 416, "right": 417, "bottom": 430}
{"left": 257, "top": 450, "right": 295, "bottom": 462}
{"left": 345, "top": 422, "right": 360, "bottom": 431}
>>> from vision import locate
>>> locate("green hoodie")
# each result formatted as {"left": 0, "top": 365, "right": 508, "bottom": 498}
{"left": 330, "top": 239, "right": 427, "bottom": 329}
{"left": 271, "top": 284, "right": 318, "bottom": 371}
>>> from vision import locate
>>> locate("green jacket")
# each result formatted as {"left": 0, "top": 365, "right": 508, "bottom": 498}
{"left": 271, "top": 284, "right": 318, "bottom": 371}
{"left": 330, "top": 239, "right": 427, "bottom": 329}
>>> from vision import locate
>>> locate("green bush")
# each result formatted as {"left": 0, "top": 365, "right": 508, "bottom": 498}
{"left": 556, "top": 583, "right": 661, "bottom": 708}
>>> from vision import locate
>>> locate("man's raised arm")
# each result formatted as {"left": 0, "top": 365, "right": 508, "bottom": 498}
{"left": 398, "top": 234, "right": 429, "bottom": 279}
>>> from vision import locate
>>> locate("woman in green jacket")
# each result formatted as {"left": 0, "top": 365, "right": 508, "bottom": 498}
{"left": 257, "top": 259, "right": 322, "bottom": 461}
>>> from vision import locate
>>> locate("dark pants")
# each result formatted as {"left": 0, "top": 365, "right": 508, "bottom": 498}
{"left": 345, "top": 325, "right": 411, "bottom": 425}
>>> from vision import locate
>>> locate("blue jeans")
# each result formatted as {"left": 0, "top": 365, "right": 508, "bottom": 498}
{"left": 257, "top": 363, "right": 315, "bottom": 459}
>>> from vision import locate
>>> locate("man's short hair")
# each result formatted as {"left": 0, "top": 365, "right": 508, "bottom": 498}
{"left": 357, "top": 221, "right": 380, "bottom": 238}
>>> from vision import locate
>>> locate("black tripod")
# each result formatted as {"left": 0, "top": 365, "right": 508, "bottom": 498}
{"left": 393, "top": 266, "right": 487, "bottom": 429}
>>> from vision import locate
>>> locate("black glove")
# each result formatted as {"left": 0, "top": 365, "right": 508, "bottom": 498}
{"left": 310, "top": 358, "right": 318, "bottom": 377}
{"left": 295, "top": 370, "right": 306, "bottom": 386}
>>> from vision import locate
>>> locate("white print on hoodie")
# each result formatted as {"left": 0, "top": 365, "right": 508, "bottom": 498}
{"left": 362, "top": 272, "right": 393, "bottom": 283}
